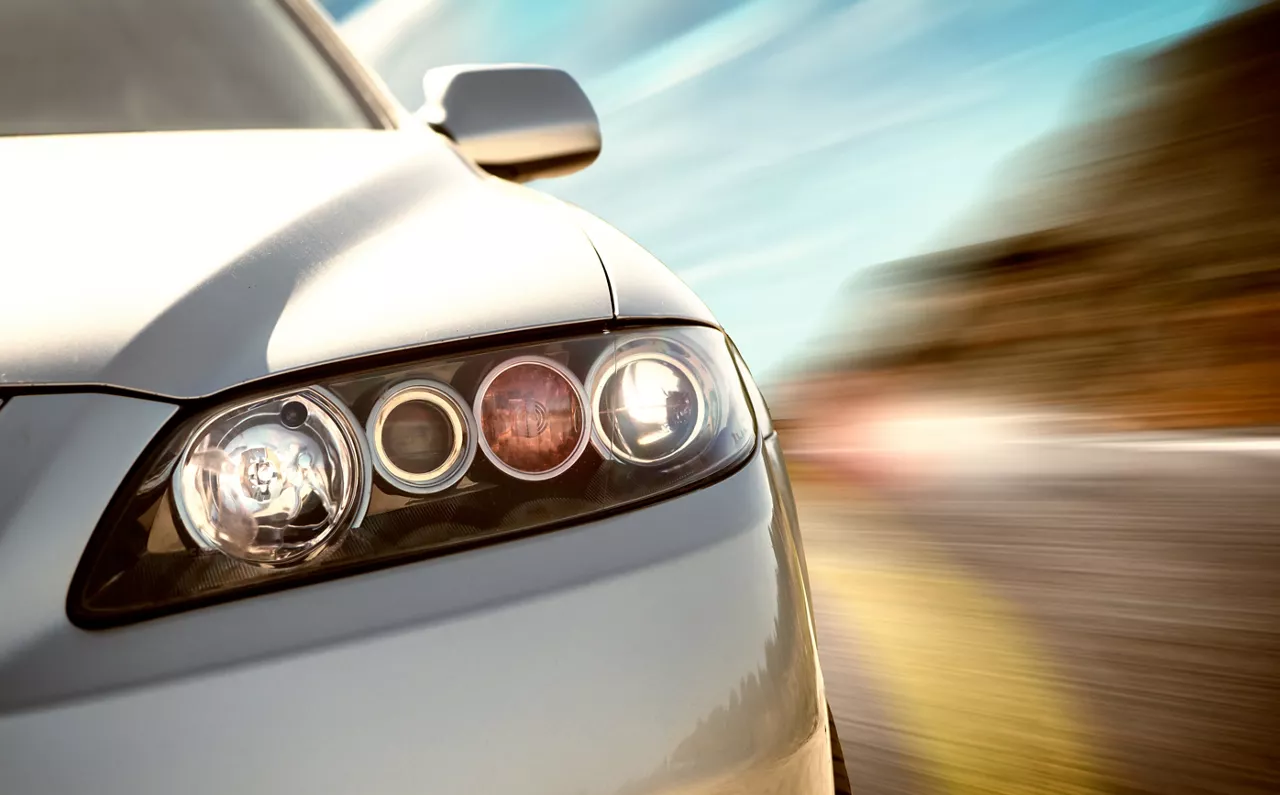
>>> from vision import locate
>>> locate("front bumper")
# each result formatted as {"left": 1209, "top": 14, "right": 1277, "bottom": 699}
{"left": 0, "top": 393, "right": 830, "bottom": 795}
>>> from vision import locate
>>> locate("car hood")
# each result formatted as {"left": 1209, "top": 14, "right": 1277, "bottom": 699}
{"left": 0, "top": 130, "right": 614, "bottom": 398}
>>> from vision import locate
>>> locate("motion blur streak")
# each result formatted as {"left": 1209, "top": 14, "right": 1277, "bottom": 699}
{"left": 324, "top": 1, "right": 1280, "bottom": 793}
{"left": 803, "top": 488, "right": 1100, "bottom": 795}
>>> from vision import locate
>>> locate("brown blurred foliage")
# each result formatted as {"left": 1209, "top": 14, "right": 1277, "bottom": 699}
{"left": 804, "top": 0, "right": 1280, "bottom": 430}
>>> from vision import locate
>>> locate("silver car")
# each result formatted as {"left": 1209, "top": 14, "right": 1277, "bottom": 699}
{"left": 0, "top": 2, "right": 842, "bottom": 793}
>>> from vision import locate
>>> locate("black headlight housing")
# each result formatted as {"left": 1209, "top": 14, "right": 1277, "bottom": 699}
{"left": 69, "top": 325, "right": 757, "bottom": 627}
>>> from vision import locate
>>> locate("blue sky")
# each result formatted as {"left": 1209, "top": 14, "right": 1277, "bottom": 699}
{"left": 323, "top": 0, "right": 1229, "bottom": 380}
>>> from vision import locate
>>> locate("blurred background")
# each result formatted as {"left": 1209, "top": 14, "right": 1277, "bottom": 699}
{"left": 322, "top": 1, "right": 1279, "bottom": 793}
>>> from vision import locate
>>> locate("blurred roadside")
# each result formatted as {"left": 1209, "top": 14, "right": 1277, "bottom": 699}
{"left": 780, "top": 0, "right": 1280, "bottom": 460}
{"left": 798, "top": 444, "right": 1280, "bottom": 795}
{"left": 779, "top": 4, "right": 1280, "bottom": 793}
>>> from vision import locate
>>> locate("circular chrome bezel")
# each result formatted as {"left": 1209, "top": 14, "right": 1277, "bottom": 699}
{"left": 366, "top": 380, "right": 476, "bottom": 494}
{"left": 587, "top": 343, "right": 708, "bottom": 466}
{"left": 171, "top": 386, "right": 372, "bottom": 567}
{"left": 473, "top": 355, "right": 590, "bottom": 482}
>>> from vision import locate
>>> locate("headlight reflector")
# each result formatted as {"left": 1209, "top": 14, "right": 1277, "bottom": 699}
{"left": 369, "top": 381, "right": 474, "bottom": 494}
{"left": 173, "top": 388, "right": 368, "bottom": 566}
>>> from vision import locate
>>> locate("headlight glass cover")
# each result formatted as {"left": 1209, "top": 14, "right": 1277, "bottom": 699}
{"left": 70, "top": 326, "right": 756, "bottom": 626}
{"left": 173, "top": 388, "right": 370, "bottom": 565}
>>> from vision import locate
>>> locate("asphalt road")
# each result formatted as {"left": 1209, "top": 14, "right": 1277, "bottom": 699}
{"left": 796, "top": 439, "right": 1280, "bottom": 795}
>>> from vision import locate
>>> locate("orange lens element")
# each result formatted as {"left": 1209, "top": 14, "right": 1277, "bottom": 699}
{"left": 476, "top": 359, "right": 587, "bottom": 479}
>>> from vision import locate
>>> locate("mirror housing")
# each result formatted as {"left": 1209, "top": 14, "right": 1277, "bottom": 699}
{"left": 419, "top": 64, "right": 601, "bottom": 182}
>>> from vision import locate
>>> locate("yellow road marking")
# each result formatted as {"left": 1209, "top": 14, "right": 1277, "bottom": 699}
{"left": 807, "top": 500, "right": 1101, "bottom": 795}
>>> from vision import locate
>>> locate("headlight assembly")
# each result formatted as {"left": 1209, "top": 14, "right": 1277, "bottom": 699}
{"left": 69, "top": 325, "right": 757, "bottom": 626}
{"left": 173, "top": 387, "right": 370, "bottom": 565}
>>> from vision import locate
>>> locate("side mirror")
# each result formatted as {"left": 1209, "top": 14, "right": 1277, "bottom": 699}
{"left": 419, "top": 64, "right": 601, "bottom": 182}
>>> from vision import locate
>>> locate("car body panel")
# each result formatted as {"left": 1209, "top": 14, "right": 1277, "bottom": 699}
{"left": 0, "top": 7, "right": 833, "bottom": 789}
{"left": 0, "top": 130, "right": 615, "bottom": 398}
{"left": 566, "top": 204, "right": 719, "bottom": 326}
{"left": 0, "top": 393, "right": 829, "bottom": 795}
{"left": 0, "top": 394, "right": 178, "bottom": 692}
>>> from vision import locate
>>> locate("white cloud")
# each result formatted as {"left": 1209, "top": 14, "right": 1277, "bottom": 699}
{"left": 677, "top": 227, "right": 854, "bottom": 287}
{"left": 583, "top": 0, "right": 815, "bottom": 115}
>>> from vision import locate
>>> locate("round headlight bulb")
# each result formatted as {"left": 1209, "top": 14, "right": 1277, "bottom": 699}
{"left": 475, "top": 356, "right": 589, "bottom": 481}
{"left": 589, "top": 342, "right": 708, "bottom": 465}
{"left": 367, "top": 380, "right": 475, "bottom": 494}
{"left": 172, "top": 388, "right": 370, "bottom": 566}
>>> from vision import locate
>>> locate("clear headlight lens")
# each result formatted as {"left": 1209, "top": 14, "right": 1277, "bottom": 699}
{"left": 174, "top": 388, "right": 369, "bottom": 565}
{"left": 70, "top": 326, "right": 757, "bottom": 626}
{"left": 590, "top": 337, "right": 708, "bottom": 465}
